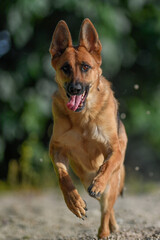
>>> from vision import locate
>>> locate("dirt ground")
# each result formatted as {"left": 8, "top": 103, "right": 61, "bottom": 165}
{"left": 0, "top": 188, "right": 160, "bottom": 240}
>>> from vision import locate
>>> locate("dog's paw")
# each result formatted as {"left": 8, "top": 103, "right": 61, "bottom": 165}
{"left": 64, "top": 189, "right": 88, "bottom": 219}
{"left": 98, "top": 231, "right": 110, "bottom": 240}
{"left": 88, "top": 178, "right": 106, "bottom": 199}
{"left": 98, "top": 226, "right": 110, "bottom": 240}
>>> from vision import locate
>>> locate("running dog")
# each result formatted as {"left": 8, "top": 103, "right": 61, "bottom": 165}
{"left": 49, "top": 18, "right": 127, "bottom": 239}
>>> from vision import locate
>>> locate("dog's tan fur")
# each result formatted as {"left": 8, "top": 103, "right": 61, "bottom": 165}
{"left": 49, "top": 18, "right": 127, "bottom": 239}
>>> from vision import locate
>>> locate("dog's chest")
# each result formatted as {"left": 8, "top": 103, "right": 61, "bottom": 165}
{"left": 82, "top": 122, "right": 109, "bottom": 145}
{"left": 59, "top": 121, "right": 109, "bottom": 172}
{"left": 61, "top": 121, "right": 109, "bottom": 149}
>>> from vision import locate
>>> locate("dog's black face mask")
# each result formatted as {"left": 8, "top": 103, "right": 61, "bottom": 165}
{"left": 65, "top": 81, "right": 89, "bottom": 112}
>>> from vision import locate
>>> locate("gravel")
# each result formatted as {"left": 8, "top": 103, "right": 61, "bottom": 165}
{"left": 0, "top": 188, "right": 160, "bottom": 240}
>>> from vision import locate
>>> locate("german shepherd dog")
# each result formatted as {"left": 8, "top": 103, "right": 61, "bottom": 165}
{"left": 49, "top": 18, "right": 127, "bottom": 239}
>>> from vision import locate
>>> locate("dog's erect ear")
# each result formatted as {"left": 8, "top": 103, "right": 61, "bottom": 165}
{"left": 49, "top": 20, "right": 72, "bottom": 58}
{"left": 79, "top": 18, "right": 102, "bottom": 65}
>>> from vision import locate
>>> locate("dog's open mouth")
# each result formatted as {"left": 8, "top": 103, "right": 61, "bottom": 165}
{"left": 66, "top": 87, "right": 89, "bottom": 112}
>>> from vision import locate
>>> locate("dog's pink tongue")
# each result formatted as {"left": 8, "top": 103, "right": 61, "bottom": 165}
{"left": 67, "top": 95, "right": 82, "bottom": 111}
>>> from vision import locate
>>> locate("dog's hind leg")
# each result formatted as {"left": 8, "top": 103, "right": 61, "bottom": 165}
{"left": 109, "top": 209, "right": 119, "bottom": 233}
{"left": 98, "top": 169, "right": 120, "bottom": 239}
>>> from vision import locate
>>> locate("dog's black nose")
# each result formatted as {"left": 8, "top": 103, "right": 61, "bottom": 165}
{"left": 67, "top": 82, "right": 83, "bottom": 95}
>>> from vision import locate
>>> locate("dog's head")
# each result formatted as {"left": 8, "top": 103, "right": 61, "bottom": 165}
{"left": 49, "top": 19, "right": 102, "bottom": 112}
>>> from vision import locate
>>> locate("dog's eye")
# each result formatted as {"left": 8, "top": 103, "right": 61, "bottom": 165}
{"left": 81, "top": 64, "right": 91, "bottom": 73}
{"left": 61, "top": 64, "right": 71, "bottom": 75}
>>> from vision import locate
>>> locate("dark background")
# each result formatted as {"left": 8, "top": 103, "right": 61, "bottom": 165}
{"left": 0, "top": 0, "right": 160, "bottom": 190}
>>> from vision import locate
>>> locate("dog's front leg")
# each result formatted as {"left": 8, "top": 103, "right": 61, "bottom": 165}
{"left": 51, "top": 149, "right": 87, "bottom": 219}
{"left": 88, "top": 140, "right": 123, "bottom": 199}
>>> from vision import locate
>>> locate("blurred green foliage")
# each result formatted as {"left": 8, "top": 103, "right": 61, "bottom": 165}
{"left": 0, "top": 0, "right": 160, "bottom": 188}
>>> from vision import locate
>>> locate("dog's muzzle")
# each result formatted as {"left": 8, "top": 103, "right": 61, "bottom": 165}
{"left": 65, "top": 81, "right": 89, "bottom": 112}
{"left": 67, "top": 82, "right": 84, "bottom": 96}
